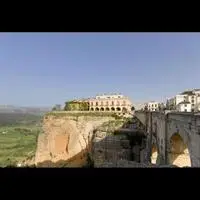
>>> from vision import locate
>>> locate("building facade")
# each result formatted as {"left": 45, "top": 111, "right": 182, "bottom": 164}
{"left": 145, "top": 101, "right": 159, "bottom": 111}
{"left": 88, "top": 93, "right": 132, "bottom": 112}
{"left": 176, "top": 101, "right": 192, "bottom": 112}
{"left": 166, "top": 89, "right": 200, "bottom": 112}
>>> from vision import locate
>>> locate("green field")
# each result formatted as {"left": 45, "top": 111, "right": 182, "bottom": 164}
{"left": 0, "top": 113, "right": 42, "bottom": 167}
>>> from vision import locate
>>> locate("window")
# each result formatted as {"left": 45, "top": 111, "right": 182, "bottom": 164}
{"left": 111, "top": 101, "right": 114, "bottom": 106}
{"left": 192, "top": 100, "right": 194, "bottom": 103}
{"left": 106, "top": 101, "right": 109, "bottom": 106}
{"left": 96, "top": 102, "right": 98, "bottom": 106}
{"left": 155, "top": 104, "right": 157, "bottom": 107}
{"left": 91, "top": 102, "right": 93, "bottom": 106}
{"left": 185, "top": 109, "right": 187, "bottom": 112}
{"left": 192, "top": 104, "right": 194, "bottom": 106}
{"left": 117, "top": 101, "right": 120, "bottom": 106}
{"left": 101, "top": 101, "right": 103, "bottom": 106}
{"left": 191, "top": 109, "right": 194, "bottom": 112}
{"left": 152, "top": 104, "right": 154, "bottom": 107}
{"left": 185, "top": 104, "right": 187, "bottom": 107}
{"left": 192, "top": 96, "right": 194, "bottom": 99}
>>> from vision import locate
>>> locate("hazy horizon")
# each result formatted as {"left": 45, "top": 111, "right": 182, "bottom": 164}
{"left": 0, "top": 32, "right": 199, "bottom": 107}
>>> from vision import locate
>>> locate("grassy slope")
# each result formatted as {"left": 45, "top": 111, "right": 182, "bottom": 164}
{"left": 0, "top": 113, "right": 42, "bottom": 167}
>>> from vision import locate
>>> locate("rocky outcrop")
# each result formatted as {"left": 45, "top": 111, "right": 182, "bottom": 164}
{"left": 35, "top": 114, "right": 114, "bottom": 167}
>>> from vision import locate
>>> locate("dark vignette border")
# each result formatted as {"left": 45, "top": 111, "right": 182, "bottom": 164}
{"left": 1, "top": 9, "right": 199, "bottom": 32}
{"left": 0, "top": 168, "right": 198, "bottom": 196}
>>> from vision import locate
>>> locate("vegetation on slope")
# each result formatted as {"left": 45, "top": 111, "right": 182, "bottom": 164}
{"left": 0, "top": 113, "right": 42, "bottom": 127}
{"left": 64, "top": 101, "right": 89, "bottom": 111}
{"left": 0, "top": 126, "right": 41, "bottom": 167}
{"left": 45, "top": 111, "right": 123, "bottom": 120}
{"left": 96, "top": 119, "right": 125, "bottom": 133}
{"left": 0, "top": 113, "right": 42, "bottom": 167}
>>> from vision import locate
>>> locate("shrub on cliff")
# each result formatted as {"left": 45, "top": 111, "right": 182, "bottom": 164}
{"left": 64, "top": 101, "right": 89, "bottom": 111}
{"left": 83, "top": 153, "right": 94, "bottom": 168}
{"left": 52, "top": 105, "right": 62, "bottom": 111}
{"left": 111, "top": 113, "right": 123, "bottom": 120}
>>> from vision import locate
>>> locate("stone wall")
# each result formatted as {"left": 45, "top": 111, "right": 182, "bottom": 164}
{"left": 91, "top": 117, "right": 149, "bottom": 167}
{"left": 92, "top": 128, "right": 131, "bottom": 167}
{"left": 135, "top": 111, "right": 200, "bottom": 167}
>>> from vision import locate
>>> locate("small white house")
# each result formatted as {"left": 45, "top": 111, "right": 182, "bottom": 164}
{"left": 177, "top": 102, "right": 191, "bottom": 112}
{"left": 146, "top": 101, "right": 159, "bottom": 111}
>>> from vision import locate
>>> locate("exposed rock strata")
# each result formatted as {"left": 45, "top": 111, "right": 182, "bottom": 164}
{"left": 35, "top": 115, "right": 114, "bottom": 167}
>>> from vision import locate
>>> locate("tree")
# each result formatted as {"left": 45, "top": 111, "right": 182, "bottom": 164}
{"left": 159, "top": 103, "right": 166, "bottom": 111}
{"left": 64, "top": 101, "right": 71, "bottom": 111}
{"left": 166, "top": 100, "right": 170, "bottom": 110}
{"left": 79, "top": 102, "right": 89, "bottom": 111}
{"left": 52, "top": 107, "right": 57, "bottom": 111}
{"left": 52, "top": 104, "right": 61, "bottom": 111}
{"left": 64, "top": 101, "right": 89, "bottom": 111}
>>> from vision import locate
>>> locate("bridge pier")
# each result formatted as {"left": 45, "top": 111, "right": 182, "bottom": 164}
{"left": 135, "top": 111, "right": 200, "bottom": 167}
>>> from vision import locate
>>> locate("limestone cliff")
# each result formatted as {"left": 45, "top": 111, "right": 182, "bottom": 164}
{"left": 35, "top": 113, "right": 115, "bottom": 167}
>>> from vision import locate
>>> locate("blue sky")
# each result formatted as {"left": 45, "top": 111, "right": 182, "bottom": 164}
{"left": 0, "top": 32, "right": 199, "bottom": 107}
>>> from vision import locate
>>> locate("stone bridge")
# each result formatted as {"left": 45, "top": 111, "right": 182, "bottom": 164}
{"left": 135, "top": 111, "right": 200, "bottom": 167}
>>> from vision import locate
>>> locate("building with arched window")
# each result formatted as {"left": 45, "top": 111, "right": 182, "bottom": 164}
{"left": 88, "top": 93, "right": 133, "bottom": 113}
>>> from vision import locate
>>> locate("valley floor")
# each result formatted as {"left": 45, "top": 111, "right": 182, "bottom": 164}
{"left": 0, "top": 125, "right": 41, "bottom": 167}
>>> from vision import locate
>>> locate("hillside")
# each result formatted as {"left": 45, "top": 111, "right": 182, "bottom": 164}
{"left": 0, "top": 113, "right": 42, "bottom": 126}
{"left": 0, "top": 105, "right": 51, "bottom": 114}
{"left": 0, "top": 112, "right": 43, "bottom": 167}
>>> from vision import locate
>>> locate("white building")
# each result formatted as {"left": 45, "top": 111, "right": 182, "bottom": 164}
{"left": 176, "top": 101, "right": 191, "bottom": 112}
{"left": 133, "top": 103, "right": 146, "bottom": 111}
{"left": 145, "top": 101, "right": 159, "bottom": 111}
{"left": 166, "top": 89, "right": 200, "bottom": 112}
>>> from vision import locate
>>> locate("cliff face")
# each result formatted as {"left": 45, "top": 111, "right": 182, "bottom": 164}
{"left": 35, "top": 114, "right": 114, "bottom": 167}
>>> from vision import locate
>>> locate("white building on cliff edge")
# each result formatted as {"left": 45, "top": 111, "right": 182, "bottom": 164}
{"left": 87, "top": 93, "right": 133, "bottom": 113}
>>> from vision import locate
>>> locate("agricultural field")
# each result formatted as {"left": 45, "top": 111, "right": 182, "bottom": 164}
{"left": 0, "top": 113, "right": 43, "bottom": 167}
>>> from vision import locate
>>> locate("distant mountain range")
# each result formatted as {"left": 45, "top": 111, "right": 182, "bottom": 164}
{"left": 0, "top": 105, "right": 51, "bottom": 115}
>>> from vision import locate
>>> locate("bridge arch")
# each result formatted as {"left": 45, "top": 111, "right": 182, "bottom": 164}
{"left": 90, "top": 108, "right": 94, "bottom": 111}
{"left": 151, "top": 144, "right": 158, "bottom": 164}
{"left": 95, "top": 107, "right": 100, "bottom": 111}
{"left": 105, "top": 107, "right": 110, "bottom": 111}
{"left": 168, "top": 133, "right": 191, "bottom": 167}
